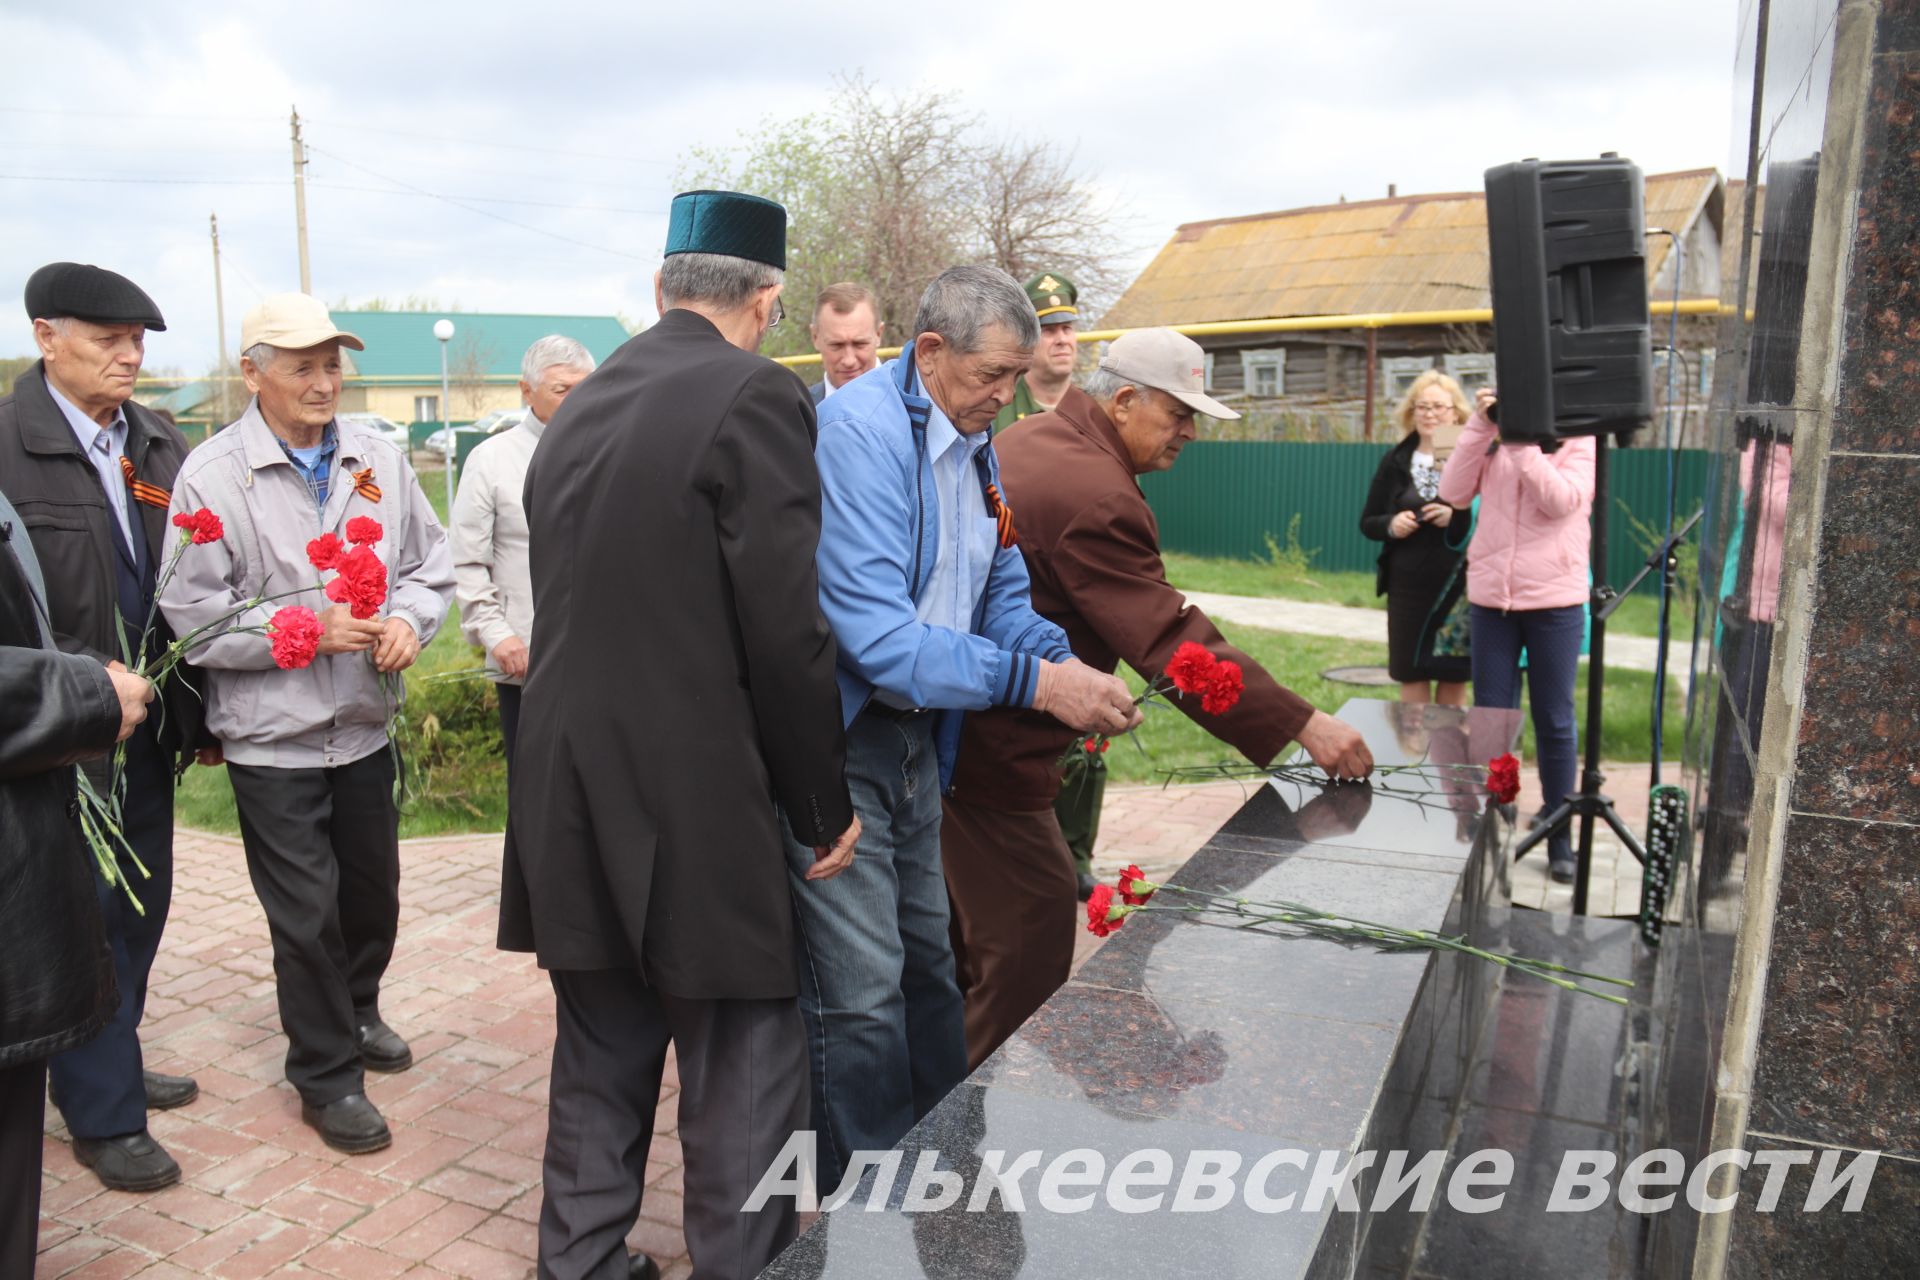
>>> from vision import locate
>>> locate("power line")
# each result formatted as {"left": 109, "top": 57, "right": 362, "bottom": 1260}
{"left": 0, "top": 172, "right": 282, "bottom": 187}
{"left": 303, "top": 145, "right": 652, "bottom": 262}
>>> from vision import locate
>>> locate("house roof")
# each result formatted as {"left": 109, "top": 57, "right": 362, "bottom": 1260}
{"left": 333, "top": 312, "right": 632, "bottom": 381}
{"left": 1101, "top": 169, "right": 1723, "bottom": 328}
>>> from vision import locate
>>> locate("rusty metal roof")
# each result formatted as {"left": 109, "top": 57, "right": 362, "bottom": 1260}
{"left": 1101, "top": 169, "right": 1722, "bottom": 328}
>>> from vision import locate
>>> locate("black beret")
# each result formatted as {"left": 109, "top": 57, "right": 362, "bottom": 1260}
{"left": 25, "top": 262, "right": 167, "bottom": 331}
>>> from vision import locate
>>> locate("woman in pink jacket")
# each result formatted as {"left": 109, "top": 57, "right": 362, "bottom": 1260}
{"left": 1437, "top": 388, "right": 1595, "bottom": 882}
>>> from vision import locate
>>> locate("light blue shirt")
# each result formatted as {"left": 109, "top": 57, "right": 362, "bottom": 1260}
{"left": 871, "top": 373, "right": 998, "bottom": 711}
{"left": 46, "top": 377, "right": 134, "bottom": 551}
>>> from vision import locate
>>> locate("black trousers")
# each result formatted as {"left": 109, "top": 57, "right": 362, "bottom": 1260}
{"left": 539, "top": 969, "right": 808, "bottom": 1280}
{"left": 48, "top": 723, "right": 173, "bottom": 1139}
{"left": 0, "top": 1060, "right": 47, "bottom": 1279}
{"left": 228, "top": 750, "right": 400, "bottom": 1105}
{"left": 497, "top": 681, "right": 521, "bottom": 772}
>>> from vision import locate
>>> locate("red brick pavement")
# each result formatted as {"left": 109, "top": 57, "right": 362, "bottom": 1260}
{"left": 36, "top": 782, "right": 1247, "bottom": 1279}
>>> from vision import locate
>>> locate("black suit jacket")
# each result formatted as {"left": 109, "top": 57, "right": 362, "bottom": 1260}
{"left": 498, "top": 308, "right": 853, "bottom": 997}
{"left": 0, "top": 364, "right": 206, "bottom": 777}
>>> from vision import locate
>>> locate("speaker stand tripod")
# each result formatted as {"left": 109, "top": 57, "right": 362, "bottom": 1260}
{"left": 1509, "top": 431, "right": 1649, "bottom": 916}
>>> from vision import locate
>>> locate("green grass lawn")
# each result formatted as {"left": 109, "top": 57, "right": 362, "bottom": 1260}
{"left": 1160, "top": 550, "right": 1693, "bottom": 640}
{"left": 1102, "top": 622, "right": 1680, "bottom": 785}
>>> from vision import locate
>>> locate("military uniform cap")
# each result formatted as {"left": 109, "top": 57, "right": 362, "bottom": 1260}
{"left": 664, "top": 190, "right": 788, "bottom": 270}
{"left": 1024, "top": 271, "right": 1078, "bottom": 326}
{"left": 25, "top": 262, "right": 166, "bottom": 331}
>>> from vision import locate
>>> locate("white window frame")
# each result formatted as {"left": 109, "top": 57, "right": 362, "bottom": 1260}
{"left": 1241, "top": 347, "right": 1286, "bottom": 398}
{"left": 1444, "top": 353, "right": 1495, "bottom": 395}
{"left": 1380, "top": 357, "right": 1434, "bottom": 404}
{"left": 414, "top": 394, "right": 441, "bottom": 423}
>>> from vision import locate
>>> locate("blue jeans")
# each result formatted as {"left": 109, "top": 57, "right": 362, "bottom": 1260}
{"left": 1470, "top": 604, "right": 1584, "bottom": 865}
{"left": 785, "top": 712, "right": 968, "bottom": 1195}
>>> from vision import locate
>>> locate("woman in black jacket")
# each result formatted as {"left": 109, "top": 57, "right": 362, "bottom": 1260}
{"left": 1359, "top": 370, "right": 1472, "bottom": 703}
{"left": 0, "top": 489, "right": 151, "bottom": 1274}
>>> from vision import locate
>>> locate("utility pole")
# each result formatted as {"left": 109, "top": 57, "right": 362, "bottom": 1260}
{"left": 210, "top": 212, "right": 230, "bottom": 421}
{"left": 290, "top": 106, "right": 312, "bottom": 293}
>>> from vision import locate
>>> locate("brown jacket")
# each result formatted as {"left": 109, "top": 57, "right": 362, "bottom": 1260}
{"left": 948, "top": 388, "right": 1314, "bottom": 811}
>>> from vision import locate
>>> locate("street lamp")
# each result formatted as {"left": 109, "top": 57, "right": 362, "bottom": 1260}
{"left": 434, "top": 318, "right": 454, "bottom": 513}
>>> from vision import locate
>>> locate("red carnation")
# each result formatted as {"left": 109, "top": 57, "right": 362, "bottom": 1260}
{"left": 1200, "top": 660, "right": 1244, "bottom": 716}
{"left": 344, "top": 516, "right": 384, "bottom": 547}
{"left": 1167, "top": 642, "right": 1218, "bottom": 695}
{"left": 1098, "top": 738, "right": 1111, "bottom": 754}
{"left": 1118, "top": 864, "right": 1155, "bottom": 906}
{"left": 267, "top": 606, "right": 323, "bottom": 670}
{"left": 306, "top": 532, "right": 344, "bottom": 571}
{"left": 1086, "top": 883, "right": 1126, "bottom": 938}
{"left": 1486, "top": 753, "right": 1522, "bottom": 804}
{"left": 324, "top": 545, "right": 389, "bottom": 620}
{"left": 170, "top": 507, "right": 224, "bottom": 544}
{"left": 1084, "top": 736, "right": 1101, "bottom": 754}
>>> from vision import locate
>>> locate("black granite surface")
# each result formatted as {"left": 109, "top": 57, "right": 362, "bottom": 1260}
{"left": 1789, "top": 453, "right": 1920, "bottom": 826}
{"left": 1832, "top": 46, "right": 1920, "bottom": 454}
{"left": 1749, "top": 813, "right": 1920, "bottom": 1157}
{"left": 761, "top": 702, "right": 1527, "bottom": 1279}
{"left": 1724, "top": 1138, "right": 1920, "bottom": 1277}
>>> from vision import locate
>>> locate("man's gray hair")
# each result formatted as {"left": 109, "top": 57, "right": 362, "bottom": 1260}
{"left": 659, "top": 251, "right": 784, "bottom": 311}
{"left": 239, "top": 341, "right": 278, "bottom": 369}
{"left": 521, "top": 335, "right": 596, "bottom": 388}
{"left": 911, "top": 265, "right": 1040, "bottom": 353}
{"left": 1082, "top": 366, "right": 1156, "bottom": 404}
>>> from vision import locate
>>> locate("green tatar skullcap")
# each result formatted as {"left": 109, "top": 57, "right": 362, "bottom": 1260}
{"left": 1024, "top": 271, "right": 1078, "bottom": 325}
{"left": 664, "top": 190, "right": 788, "bottom": 270}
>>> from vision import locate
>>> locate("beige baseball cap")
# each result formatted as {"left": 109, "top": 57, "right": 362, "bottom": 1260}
{"left": 240, "top": 293, "right": 364, "bottom": 353}
{"left": 1098, "top": 328, "right": 1239, "bottom": 419}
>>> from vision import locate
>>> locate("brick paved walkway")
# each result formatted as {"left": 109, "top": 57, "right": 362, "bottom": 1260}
{"left": 36, "top": 783, "right": 1247, "bottom": 1280}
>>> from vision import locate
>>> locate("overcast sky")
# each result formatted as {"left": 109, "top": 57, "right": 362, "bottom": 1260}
{"left": 1, "top": 1, "right": 1737, "bottom": 373}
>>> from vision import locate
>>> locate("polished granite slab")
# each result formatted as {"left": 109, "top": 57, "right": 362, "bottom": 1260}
{"left": 763, "top": 702, "right": 1528, "bottom": 1280}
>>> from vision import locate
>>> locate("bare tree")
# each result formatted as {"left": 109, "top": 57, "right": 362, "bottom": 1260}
{"left": 448, "top": 337, "right": 498, "bottom": 422}
{"left": 678, "top": 75, "right": 1128, "bottom": 358}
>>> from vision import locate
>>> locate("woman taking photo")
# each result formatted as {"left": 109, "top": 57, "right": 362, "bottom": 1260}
{"left": 1438, "top": 386, "right": 1595, "bottom": 883}
{"left": 1360, "top": 370, "right": 1472, "bottom": 705}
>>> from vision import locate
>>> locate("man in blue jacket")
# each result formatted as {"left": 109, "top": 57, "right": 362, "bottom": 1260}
{"left": 794, "top": 264, "right": 1139, "bottom": 1194}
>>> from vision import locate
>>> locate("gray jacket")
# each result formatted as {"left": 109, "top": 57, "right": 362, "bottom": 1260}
{"left": 451, "top": 414, "right": 543, "bottom": 683}
{"left": 157, "top": 401, "right": 454, "bottom": 768}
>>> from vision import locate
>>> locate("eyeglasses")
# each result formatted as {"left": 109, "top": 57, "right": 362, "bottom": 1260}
{"left": 766, "top": 292, "right": 785, "bottom": 331}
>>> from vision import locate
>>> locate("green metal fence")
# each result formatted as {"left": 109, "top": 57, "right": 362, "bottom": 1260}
{"left": 1137, "top": 442, "right": 1709, "bottom": 594}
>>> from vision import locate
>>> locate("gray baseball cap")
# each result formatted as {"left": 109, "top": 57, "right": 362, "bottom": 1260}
{"left": 1098, "top": 328, "right": 1240, "bottom": 419}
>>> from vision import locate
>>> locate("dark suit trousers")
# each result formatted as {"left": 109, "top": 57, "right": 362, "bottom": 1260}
{"left": 0, "top": 1060, "right": 47, "bottom": 1279}
{"left": 48, "top": 721, "right": 173, "bottom": 1138}
{"left": 228, "top": 750, "right": 400, "bottom": 1105}
{"left": 941, "top": 794, "right": 1078, "bottom": 1069}
{"left": 497, "top": 681, "right": 521, "bottom": 772}
{"left": 540, "top": 969, "right": 807, "bottom": 1280}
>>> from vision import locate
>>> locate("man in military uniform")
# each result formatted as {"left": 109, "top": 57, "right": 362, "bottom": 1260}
{"left": 991, "top": 271, "right": 1080, "bottom": 430}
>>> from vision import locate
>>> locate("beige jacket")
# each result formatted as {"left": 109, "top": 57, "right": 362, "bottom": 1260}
{"left": 158, "top": 401, "right": 454, "bottom": 767}
{"left": 451, "top": 414, "right": 543, "bottom": 683}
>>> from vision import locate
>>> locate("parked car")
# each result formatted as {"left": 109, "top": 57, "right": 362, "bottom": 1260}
{"left": 424, "top": 408, "right": 527, "bottom": 457}
{"left": 338, "top": 413, "right": 411, "bottom": 455}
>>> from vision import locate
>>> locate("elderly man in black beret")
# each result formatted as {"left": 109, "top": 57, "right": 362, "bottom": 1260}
{"left": 0, "top": 263, "right": 205, "bottom": 1192}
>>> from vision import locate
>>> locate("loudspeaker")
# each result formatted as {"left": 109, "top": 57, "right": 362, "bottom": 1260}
{"left": 1484, "top": 156, "right": 1653, "bottom": 443}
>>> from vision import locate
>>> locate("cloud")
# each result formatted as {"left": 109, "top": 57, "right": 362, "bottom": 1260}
{"left": 1, "top": 0, "right": 1734, "bottom": 375}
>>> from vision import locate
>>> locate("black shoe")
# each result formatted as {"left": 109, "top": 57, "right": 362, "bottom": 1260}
{"left": 73, "top": 1130, "right": 181, "bottom": 1192}
{"left": 1549, "top": 859, "right": 1577, "bottom": 884}
{"left": 629, "top": 1253, "right": 660, "bottom": 1280}
{"left": 143, "top": 1070, "right": 199, "bottom": 1111}
{"left": 1075, "top": 870, "right": 1097, "bottom": 902}
{"left": 301, "top": 1092, "right": 393, "bottom": 1154}
{"left": 356, "top": 1020, "right": 413, "bottom": 1073}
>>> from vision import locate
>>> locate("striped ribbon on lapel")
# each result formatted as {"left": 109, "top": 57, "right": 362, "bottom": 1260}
{"left": 118, "top": 456, "right": 171, "bottom": 510}
{"left": 972, "top": 451, "right": 1018, "bottom": 549}
{"left": 351, "top": 466, "right": 381, "bottom": 503}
